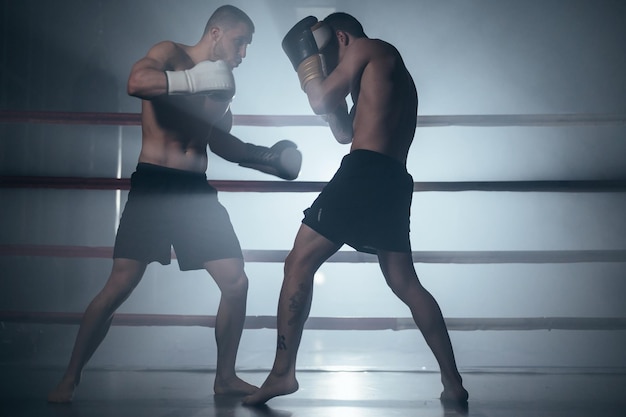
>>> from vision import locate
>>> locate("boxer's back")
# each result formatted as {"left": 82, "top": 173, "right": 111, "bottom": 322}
{"left": 349, "top": 38, "right": 418, "bottom": 165}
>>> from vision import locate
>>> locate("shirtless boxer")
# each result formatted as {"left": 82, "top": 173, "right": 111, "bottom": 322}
{"left": 244, "top": 12, "right": 468, "bottom": 406}
{"left": 47, "top": 5, "right": 301, "bottom": 403}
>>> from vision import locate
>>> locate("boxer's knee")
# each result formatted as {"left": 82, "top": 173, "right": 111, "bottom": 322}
{"left": 206, "top": 259, "right": 249, "bottom": 299}
{"left": 221, "top": 272, "right": 249, "bottom": 299}
{"left": 99, "top": 259, "right": 146, "bottom": 308}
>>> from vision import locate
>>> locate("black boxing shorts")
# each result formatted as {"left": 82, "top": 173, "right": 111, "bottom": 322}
{"left": 113, "top": 163, "right": 243, "bottom": 270}
{"left": 302, "top": 149, "right": 413, "bottom": 254}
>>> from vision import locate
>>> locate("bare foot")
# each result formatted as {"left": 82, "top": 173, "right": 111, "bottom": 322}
{"left": 440, "top": 390, "right": 469, "bottom": 414}
{"left": 242, "top": 373, "right": 298, "bottom": 406}
{"left": 47, "top": 377, "right": 77, "bottom": 403}
{"left": 214, "top": 375, "right": 258, "bottom": 396}
{"left": 440, "top": 375, "right": 468, "bottom": 402}
{"left": 440, "top": 385, "right": 469, "bottom": 414}
{"left": 440, "top": 385, "right": 469, "bottom": 401}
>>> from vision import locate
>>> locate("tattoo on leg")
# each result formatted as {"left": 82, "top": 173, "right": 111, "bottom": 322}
{"left": 288, "top": 283, "right": 310, "bottom": 326}
{"left": 277, "top": 334, "right": 287, "bottom": 350}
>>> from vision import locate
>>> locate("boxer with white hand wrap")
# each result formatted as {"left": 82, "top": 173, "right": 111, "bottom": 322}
{"left": 165, "top": 60, "right": 236, "bottom": 100}
{"left": 48, "top": 5, "right": 265, "bottom": 405}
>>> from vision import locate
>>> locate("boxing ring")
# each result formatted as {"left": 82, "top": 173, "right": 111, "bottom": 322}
{"left": 2, "top": 109, "right": 626, "bottom": 334}
{"left": 2, "top": 109, "right": 626, "bottom": 417}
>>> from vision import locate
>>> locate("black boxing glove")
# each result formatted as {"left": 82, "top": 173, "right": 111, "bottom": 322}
{"left": 239, "top": 140, "right": 302, "bottom": 180}
{"left": 282, "top": 16, "right": 333, "bottom": 90}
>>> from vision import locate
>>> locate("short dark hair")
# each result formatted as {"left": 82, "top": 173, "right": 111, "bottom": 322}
{"left": 323, "top": 12, "right": 366, "bottom": 38}
{"left": 204, "top": 5, "right": 255, "bottom": 35}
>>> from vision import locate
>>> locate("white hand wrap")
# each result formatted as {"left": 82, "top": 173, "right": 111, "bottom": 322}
{"left": 165, "top": 60, "right": 235, "bottom": 98}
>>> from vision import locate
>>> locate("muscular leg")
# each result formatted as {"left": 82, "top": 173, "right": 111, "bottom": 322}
{"left": 47, "top": 258, "right": 147, "bottom": 403}
{"left": 377, "top": 250, "right": 468, "bottom": 403}
{"left": 243, "top": 224, "right": 341, "bottom": 405}
{"left": 205, "top": 258, "right": 257, "bottom": 395}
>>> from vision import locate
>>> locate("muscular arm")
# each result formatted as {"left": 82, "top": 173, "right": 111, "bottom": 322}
{"left": 324, "top": 100, "right": 353, "bottom": 144}
{"left": 303, "top": 42, "right": 369, "bottom": 143}
{"left": 127, "top": 42, "right": 178, "bottom": 99}
{"left": 207, "top": 109, "right": 248, "bottom": 162}
{"left": 304, "top": 73, "right": 349, "bottom": 117}
{"left": 208, "top": 108, "right": 302, "bottom": 181}
{"left": 304, "top": 75, "right": 353, "bottom": 143}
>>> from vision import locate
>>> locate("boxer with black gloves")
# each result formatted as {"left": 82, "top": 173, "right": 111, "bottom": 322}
{"left": 244, "top": 12, "right": 468, "bottom": 408}
{"left": 282, "top": 16, "right": 353, "bottom": 144}
{"left": 282, "top": 16, "right": 333, "bottom": 90}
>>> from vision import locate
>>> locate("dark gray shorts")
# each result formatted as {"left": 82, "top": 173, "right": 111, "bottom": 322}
{"left": 302, "top": 150, "right": 413, "bottom": 254}
{"left": 113, "top": 163, "right": 242, "bottom": 270}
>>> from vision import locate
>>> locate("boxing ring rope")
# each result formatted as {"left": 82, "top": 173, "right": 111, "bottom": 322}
{"left": 2, "top": 244, "right": 626, "bottom": 264}
{"left": 2, "top": 109, "right": 626, "bottom": 332}
{"left": 3, "top": 110, "right": 625, "bottom": 193}
{"left": 2, "top": 109, "right": 626, "bottom": 127}
{"left": 1, "top": 311, "right": 626, "bottom": 331}
{"left": 3, "top": 176, "right": 626, "bottom": 193}
{"left": 0, "top": 110, "right": 626, "bottom": 127}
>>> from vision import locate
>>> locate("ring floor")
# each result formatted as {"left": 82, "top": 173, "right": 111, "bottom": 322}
{"left": 1, "top": 367, "right": 625, "bottom": 417}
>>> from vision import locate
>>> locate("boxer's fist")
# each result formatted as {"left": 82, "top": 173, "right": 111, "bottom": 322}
{"left": 239, "top": 140, "right": 302, "bottom": 180}
{"left": 282, "top": 16, "right": 333, "bottom": 90}
{"left": 165, "top": 60, "right": 235, "bottom": 100}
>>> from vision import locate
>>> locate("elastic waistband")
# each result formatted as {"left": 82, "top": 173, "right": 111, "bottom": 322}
{"left": 135, "top": 163, "right": 207, "bottom": 180}
{"left": 343, "top": 149, "right": 408, "bottom": 174}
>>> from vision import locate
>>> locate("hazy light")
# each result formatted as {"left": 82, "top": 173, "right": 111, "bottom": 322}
{"left": 314, "top": 271, "right": 326, "bottom": 285}
{"left": 296, "top": 7, "right": 336, "bottom": 20}
{"left": 115, "top": 125, "right": 123, "bottom": 233}
{"left": 324, "top": 371, "right": 367, "bottom": 401}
